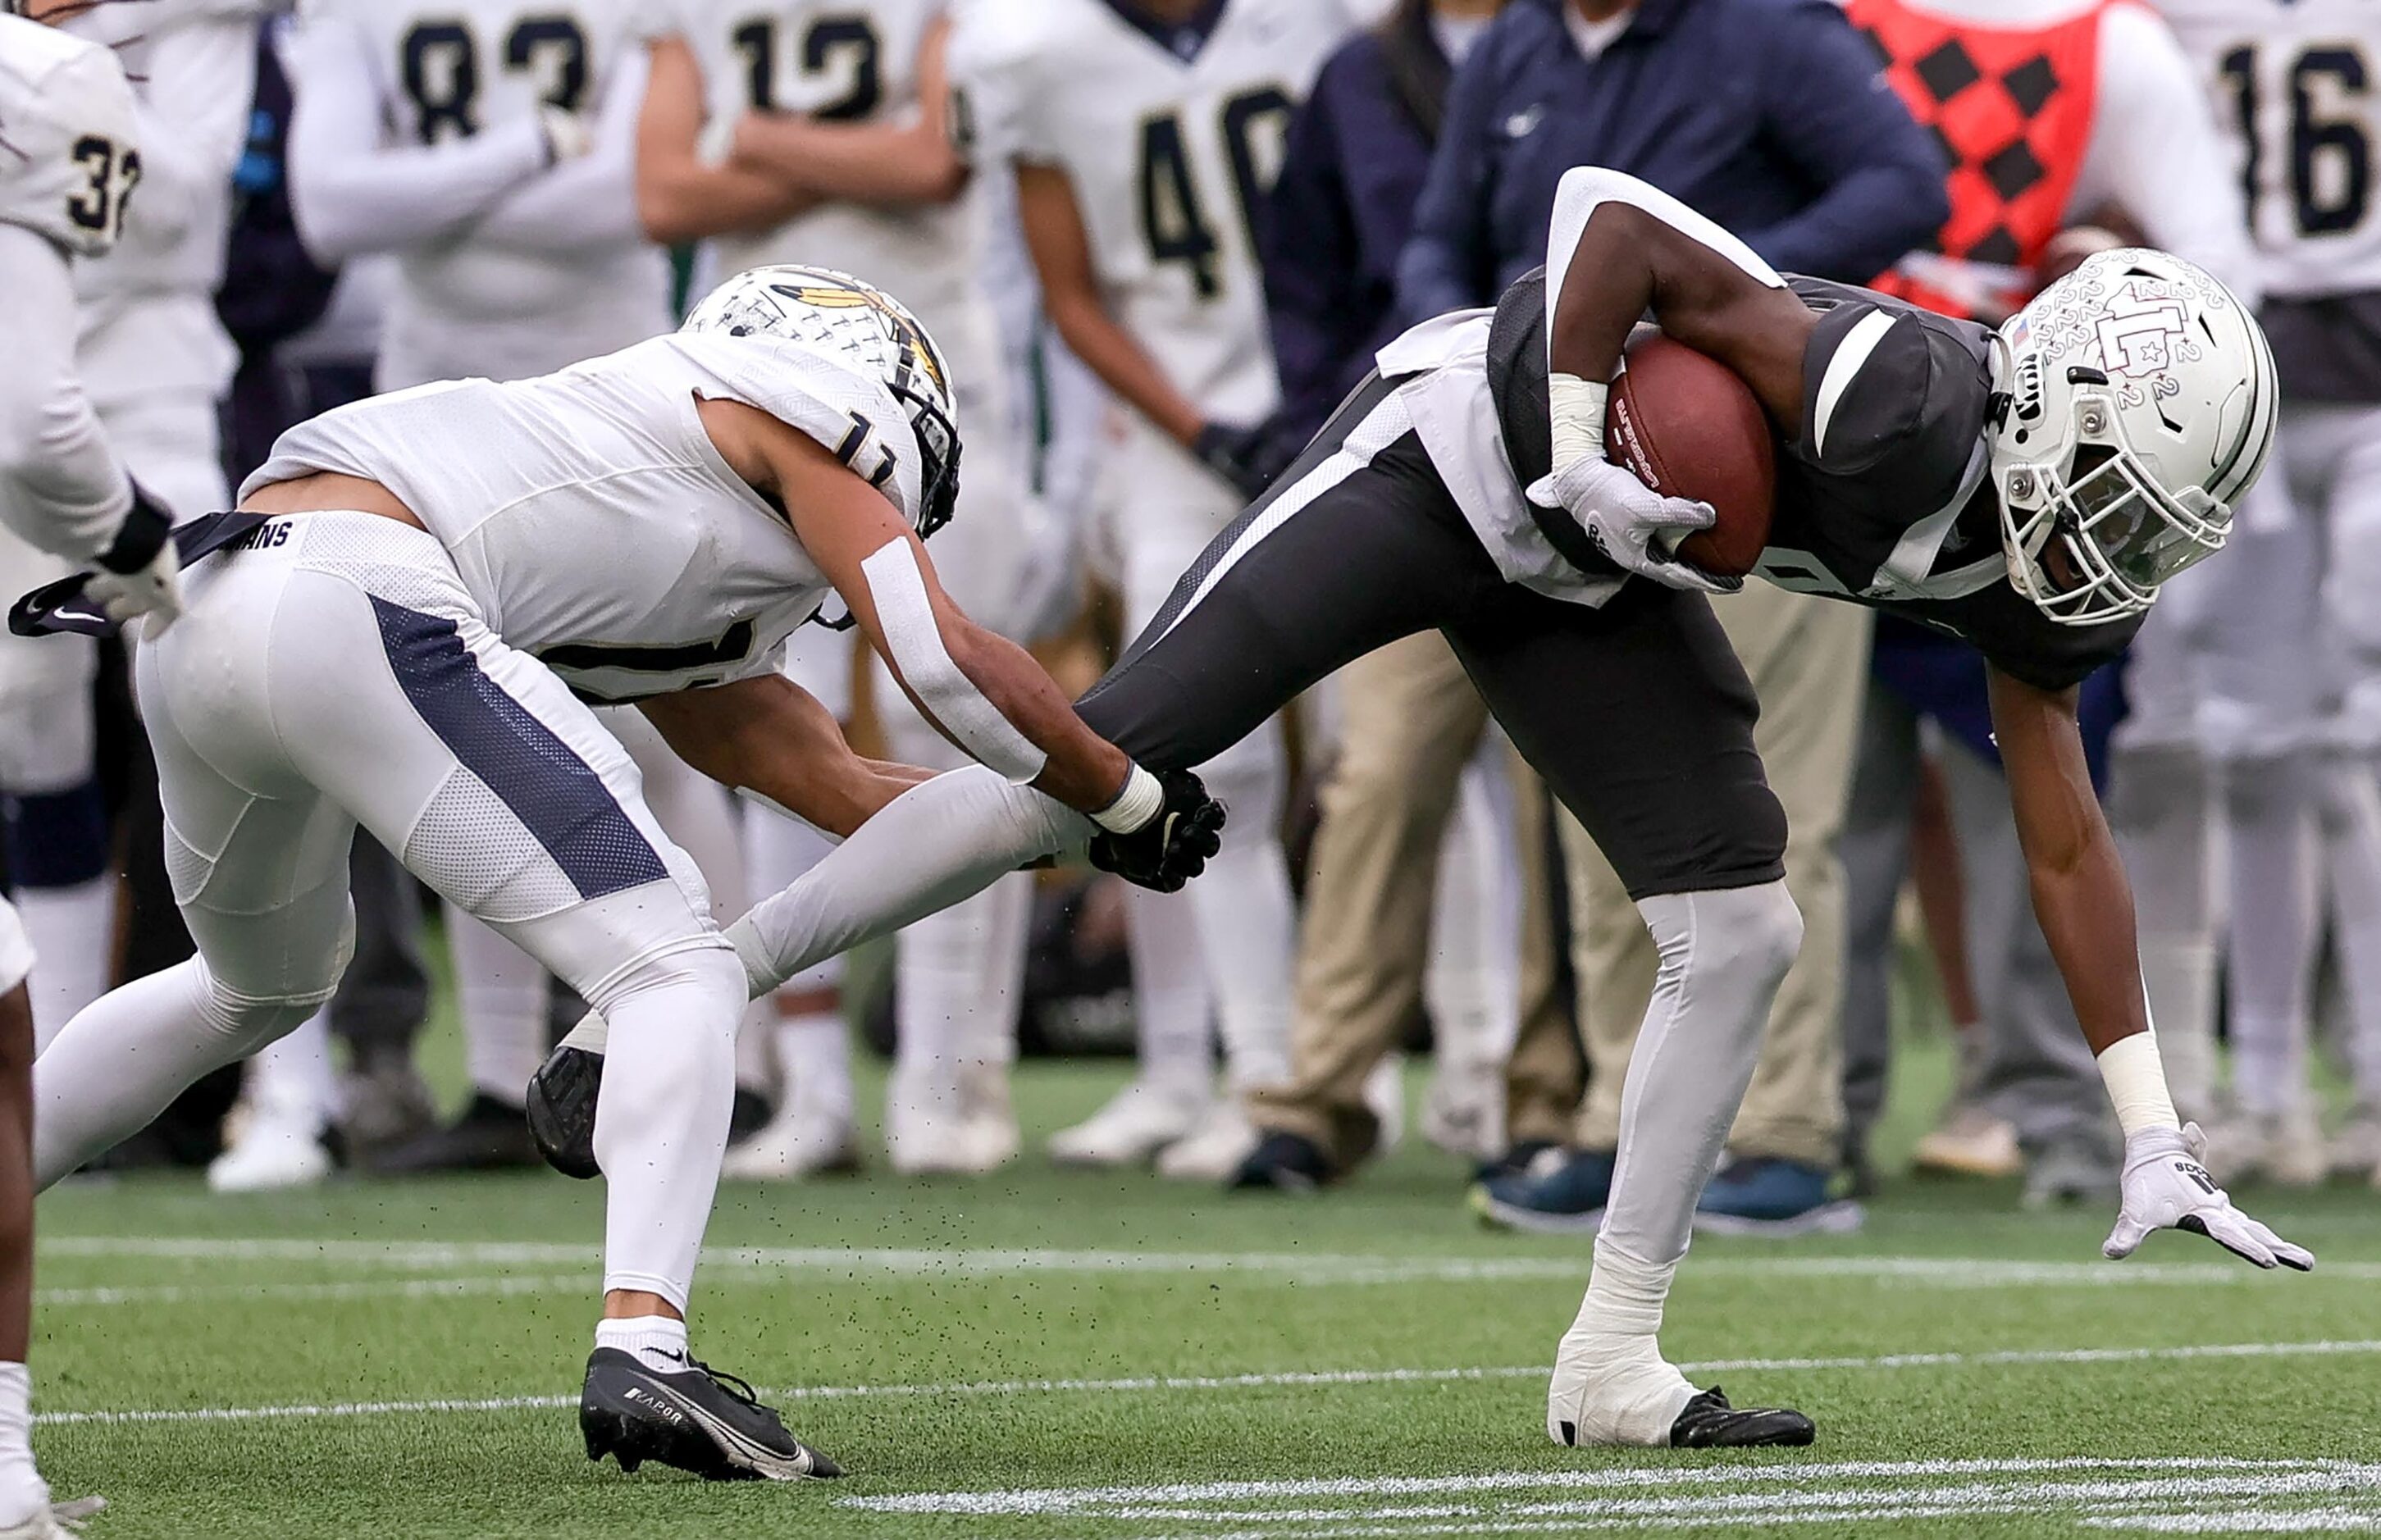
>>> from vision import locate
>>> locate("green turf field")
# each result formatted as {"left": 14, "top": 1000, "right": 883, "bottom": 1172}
{"left": 27, "top": 1034, "right": 2381, "bottom": 1539}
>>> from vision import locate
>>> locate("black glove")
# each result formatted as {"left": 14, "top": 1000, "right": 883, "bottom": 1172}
{"left": 1193, "top": 420, "right": 1279, "bottom": 503}
{"left": 1088, "top": 768, "right": 1226, "bottom": 894}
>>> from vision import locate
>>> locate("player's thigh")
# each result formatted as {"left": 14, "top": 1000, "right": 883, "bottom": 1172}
{"left": 2195, "top": 475, "right": 2327, "bottom": 761}
{"left": 2309, "top": 405, "right": 2381, "bottom": 658}
{"left": 263, "top": 559, "right": 714, "bottom": 1004}
{"left": 0, "top": 525, "right": 95, "bottom": 795}
{"left": 1075, "top": 419, "right": 1501, "bottom": 772}
{"left": 1450, "top": 581, "right": 1786, "bottom": 900}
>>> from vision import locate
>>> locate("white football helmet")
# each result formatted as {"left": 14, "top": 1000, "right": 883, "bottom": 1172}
{"left": 682, "top": 265, "right": 962, "bottom": 539}
{"left": 1989, "top": 248, "right": 2276, "bottom": 626}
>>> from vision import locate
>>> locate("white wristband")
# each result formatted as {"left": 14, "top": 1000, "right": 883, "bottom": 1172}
{"left": 1549, "top": 372, "right": 1609, "bottom": 469}
{"left": 1092, "top": 764, "right": 1162, "bottom": 834}
{"left": 2096, "top": 1032, "right": 2182, "bottom": 1140}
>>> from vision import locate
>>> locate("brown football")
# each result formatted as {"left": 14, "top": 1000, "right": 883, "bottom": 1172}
{"left": 1603, "top": 333, "right": 1777, "bottom": 579}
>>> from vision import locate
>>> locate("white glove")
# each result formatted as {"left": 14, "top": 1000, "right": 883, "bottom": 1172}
{"left": 86, "top": 540, "right": 183, "bottom": 637}
{"left": 539, "top": 106, "right": 595, "bottom": 164}
{"left": 1525, "top": 456, "right": 1736, "bottom": 595}
{"left": 2103, "top": 1123, "right": 2314, "bottom": 1269}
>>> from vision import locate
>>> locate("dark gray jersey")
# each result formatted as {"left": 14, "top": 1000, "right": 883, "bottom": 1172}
{"left": 1485, "top": 269, "right": 2141, "bottom": 691}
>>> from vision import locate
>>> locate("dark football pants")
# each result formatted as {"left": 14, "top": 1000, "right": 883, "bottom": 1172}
{"left": 1073, "top": 376, "right": 1788, "bottom": 903}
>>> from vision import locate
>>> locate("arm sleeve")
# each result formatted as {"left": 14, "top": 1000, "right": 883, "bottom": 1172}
{"left": 468, "top": 48, "right": 650, "bottom": 253}
{"left": 2070, "top": 6, "right": 2260, "bottom": 304}
{"left": 112, "top": 13, "right": 257, "bottom": 258}
{"left": 284, "top": 8, "right": 550, "bottom": 264}
{"left": 1739, "top": 0, "right": 1950, "bottom": 281}
{"left": 0, "top": 226, "right": 132, "bottom": 563}
{"left": 1261, "top": 62, "right": 1362, "bottom": 440}
{"left": 1393, "top": 34, "right": 1499, "bottom": 321}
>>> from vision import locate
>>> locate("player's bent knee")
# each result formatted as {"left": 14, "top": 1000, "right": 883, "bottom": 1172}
{"left": 1667, "top": 881, "right": 1803, "bottom": 993}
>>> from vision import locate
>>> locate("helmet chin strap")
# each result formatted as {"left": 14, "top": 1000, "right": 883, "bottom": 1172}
{"left": 1982, "top": 329, "right": 2018, "bottom": 432}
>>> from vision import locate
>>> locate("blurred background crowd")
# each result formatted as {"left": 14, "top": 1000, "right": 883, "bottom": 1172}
{"left": 5, "top": 0, "right": 2378, "bottom": 1239}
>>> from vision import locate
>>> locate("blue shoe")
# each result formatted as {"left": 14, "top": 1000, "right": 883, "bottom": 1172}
{"left": 1692, "top": 1157, "right": 1864, "bottom": 1237}
{"left": 1468, "top": 1146, "right": 1616, "bottom": 1234}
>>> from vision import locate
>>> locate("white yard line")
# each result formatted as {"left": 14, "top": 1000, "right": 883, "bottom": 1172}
{"left": 37, "top": 1236, "right": 2381, "bottom": 1287}
{"left": 36, "top": 1340, "right": 2381, "bottom": 1428}
{"left": 34, "top": 1275, "right": 588, "bottom": 1308}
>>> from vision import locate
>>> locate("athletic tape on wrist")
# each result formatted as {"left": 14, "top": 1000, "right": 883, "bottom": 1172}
{"left": 859, "top": 540, "right": 1047, "bottom": 785}
{"left": 2096, "top": 1031, "right": 2182, "bottom": 1140}
{"left": 1549, "top": 373, "right": 1608, "bottom": 470}
{"left": 1092, "top": 764, "right": 1162, "bottom": 834}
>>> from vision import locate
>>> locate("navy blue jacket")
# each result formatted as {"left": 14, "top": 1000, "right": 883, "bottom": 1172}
{"left": 1396, "top": 0, "right": 1949, "bottom": 320}
{"left": 1262, "top": 27, "right": 1442, "bottom": 445}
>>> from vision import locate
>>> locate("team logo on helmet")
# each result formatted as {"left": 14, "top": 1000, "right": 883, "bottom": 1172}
{"left": 774, "top": 276, "right": 952, "bottom": 403}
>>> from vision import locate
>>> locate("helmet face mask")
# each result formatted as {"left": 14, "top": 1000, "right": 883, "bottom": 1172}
{"left": 681, "top": 264, "right": 963, "bottom": 540}
{"left": 1990, "top": 248, "right": 2276, "bottom": 627}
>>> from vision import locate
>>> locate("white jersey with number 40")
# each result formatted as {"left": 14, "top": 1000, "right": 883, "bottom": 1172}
{"left": 2161, "top": 0, "right": 2381, "bottom": 297}
{"left": 956, "top": 0, "right": 1351, "bottom": 425}
{"left": 0, "top": 14, "right": 139, "bottom": 260}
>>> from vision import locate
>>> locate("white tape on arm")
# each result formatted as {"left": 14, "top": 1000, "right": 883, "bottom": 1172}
{"left": 1549, "top": 373, "right": 1608, "bottom": 472}
{"left": 860, "top": 540, "right": 1049, "bottom": 784}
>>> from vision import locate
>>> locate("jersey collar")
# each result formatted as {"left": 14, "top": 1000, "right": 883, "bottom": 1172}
{"left": 1098, "top": 0, "right": 1232, "bottom": 64}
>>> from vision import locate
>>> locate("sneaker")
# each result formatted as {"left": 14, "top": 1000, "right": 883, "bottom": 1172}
{"left": 1155, "top": 1102, "right": 1260, "bottom": 1182}
{"left": 580, "top": 1347, "right": 839, "bottom": 1482}
{"left": 1229, "top": 1130, "right": 1335, "bottom": 1192}
{"left": 1470, "top": 1146, "right": 1616, "bottom": 1235}
{"left": 721, "top": 1107, "right": 861, "bottom": 1182}
{"left": 369, "top": 1091, "right": 542, "bottom": 1174}
{"left": 886, "top": 1063, "right": 1016, "bottom": 1177}
{"left": 2204, "top": 1107, "right": 2328, "bottom": 1188}
{"left": 335, "top": 1052, "right": 438, "bottom": 1163}
{"left": 2020, "top": 1135, "right": 2119, "bottom": 1209}
{"left": 2329, "top": 1106, "right": 2381, "bottom": 1181}
{"left": 1547, "top": 1328, "right": 1811, "bottom": 1448}
{"left": 1047, "top": 1079, "right": 1206, "bottom": 1167}
{"left": 1693, "top": 1158, "right": 1863, "bottom": 1237}
{"left": 1910, "top": 1105, "right": 2023, "bottom": 1179}
{"left": 1420, "top": 1059, "right": 1506, "bottom": 1163}
{"left": 0, "top": 1497, "right": 104, "bottom": 1538}
{"left": 207, "top": 1105, "right": 334, "bottom": 1194}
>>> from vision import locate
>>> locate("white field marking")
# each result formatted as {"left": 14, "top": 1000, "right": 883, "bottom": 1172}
{"left": 34, "top": 1275, "right": 586, "bottom": 1309}
{"left": 37, "top": 1341, "right": 2381, "bottom": 1428}
{"left": 848, "top": 1457, "right": 2381, "bottom": 1517}
{"left": 2088, "top": 1513, "right": 2381, "bottom": 1533}
{"left": 35, "top": 1237, "right": 2381, "bottom": 1288}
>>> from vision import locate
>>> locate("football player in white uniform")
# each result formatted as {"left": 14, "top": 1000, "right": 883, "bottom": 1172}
{"left": 285, "top": 0, "right": 723, "bottom": 1176}
{"left": 639, "top": 0, "right": 1059, "bottom": 1177}
{"left": 17, "top": 266, "right": 1222, "bottom": 1478}
{"left": 0, "top": 13, "right": 163, "bottom": 1532}
{"left": 0, "top": 0, "right": 253, "bottom": 1051}
{"left": 2160, "top": 0, "right": 2381, "bottom": 1184}
{"left": 956, "top": 0, "right": 1355, "bottom": 1178}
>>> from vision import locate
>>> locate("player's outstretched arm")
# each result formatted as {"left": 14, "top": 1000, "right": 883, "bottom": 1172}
{"left": 724, "top": 17, "right": 969, "bottom": 208}
{"left": 1988, "top": 667, "right": 2312, "bottom": 1271}
{"left": 636, "top": 673, "right": 929, "bottom": 840}
{"left": 633, "top": 36, "right": 816, "bottom": 244}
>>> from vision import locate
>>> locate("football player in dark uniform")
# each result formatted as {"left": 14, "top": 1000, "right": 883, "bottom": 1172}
{"left": 528, "top": 166, "right": 2307, "bottom": 1452}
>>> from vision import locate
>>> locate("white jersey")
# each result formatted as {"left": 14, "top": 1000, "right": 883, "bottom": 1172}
{"left": 678, "top": 0, "right": 987, "bottom": 354}
{"left": 243, "top": 330, "right": 926, "bottom": 704}
{"left": 0, "top": 15, "right": 141, "bottom": 260}
{"left": 2161, "top": 0, "right": 2381, "bottom": 297}
{"left": 957, "top": 0, "right": 1351, "bottom": 424}
{"left": 294, "top": 0, "right": 670, "bottom": 388}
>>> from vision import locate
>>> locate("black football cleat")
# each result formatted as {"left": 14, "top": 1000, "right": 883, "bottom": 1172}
{"left": 1667, "top": 1386, "right": 1815, "bottom": 1448}
{"left": 1229, "top": 1131, "right": 1334, "bottom": 1192}
{"left": 526, "top": 1045, "right": 605, "bottom": 1180}
{"left": 580, "top": 1348, "right": 841, "bottom": 1482}
{"left": 369, "top": 1091, "right": 543, "bottom": 1174}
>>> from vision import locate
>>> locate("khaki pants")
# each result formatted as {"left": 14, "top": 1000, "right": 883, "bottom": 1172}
{"left": 1246, "top": 631, "right": 1568, "bottom": 1167}
{"left": 1529, "top": 585, "right": 1871, "bottom": 1169}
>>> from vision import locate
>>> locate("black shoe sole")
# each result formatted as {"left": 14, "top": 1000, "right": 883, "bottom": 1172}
{"left": 527, "top": 1047, "right": 604, "bottom": 1181}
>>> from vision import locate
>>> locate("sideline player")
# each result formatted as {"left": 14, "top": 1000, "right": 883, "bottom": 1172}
{"left": 16, "top": 267, "right": 1222, "bottom": 1479}
{"left": 639, "top": 0, "right": 1060, "bottom": 1176}
{"left": 538, "top": 167, "right": 2310, "bottom": 1447}
{"left": 0, "top": 12, "right": 163, "bottom": 1532}
{"left": 955, "top": 0, "right": 1356, "bottom": 1179}
{"left": 2159, "top": 0, "right": 2381, "bottom": 1185}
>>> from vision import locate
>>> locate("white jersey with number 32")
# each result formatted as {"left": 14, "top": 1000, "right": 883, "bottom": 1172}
{"left": 2161, "top": 0, "right": 2381, "bottom": 297}
{"left": 956, "top": 0, "right": 1350, "bottom": 424}
{"left": 0, "top": 15, "right": 140, "bottom": 260}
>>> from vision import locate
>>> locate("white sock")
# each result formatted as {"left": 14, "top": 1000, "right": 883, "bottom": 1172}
{"left": 16, "top": 876, "right": 112, "bottom": 1052}
{"left": 1184, "top": 743, "right": 1294, "bottom": 1093}
{"left": 2224, "top": 759, "right": 2319, "bottom": 1116}
{"left": 448, "top": 906, "right": 550, "bottom": 1109}
{"left": 776, "top": 1011, "right": 852, "bottom": 1125}
{"left": 591, "top": 945, "right": 745, "bottom": 1310}
{"left": 0, "top": 1364, "right": 43, "bottom": 1528}
{"left": 1124, "top": 886, "right": 1215, "bottom": 1098}
{"left": 594, "top": 1314, "right": 690, "bottom": 1374}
